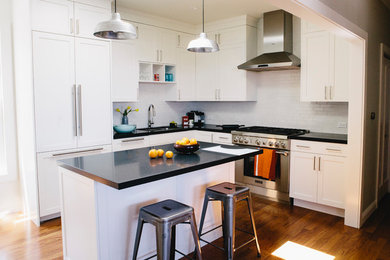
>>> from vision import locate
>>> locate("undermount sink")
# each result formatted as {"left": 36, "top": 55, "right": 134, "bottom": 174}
{"left": 138, "top": 126, "right": 172, "bottom": 133}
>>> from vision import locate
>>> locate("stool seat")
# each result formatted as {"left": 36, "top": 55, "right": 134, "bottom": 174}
{"left": 142, "top": 199, "right": 193, "bottom": 222}
{"left": 207, "top": 182, "right": 249, "bottom": 197}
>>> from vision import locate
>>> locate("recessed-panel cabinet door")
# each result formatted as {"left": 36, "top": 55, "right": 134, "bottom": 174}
{"left": 317, "top": 155, "right": 345, "bottom": 208}
{"left": 161, "top": 29, "right": 177, "bottom": 64}
{"left": 33, "top": 32, "right": 77, "bottom": 152}
{"left": 32, "top": 0, "right": 74, "bottom": 35}
{"left": 176, "top": 34, "right": 196, "bottom": 101}
{"left": 290, "top": 151, "right": 318, "bottom": 202}
{"left": 196, "top": 52, "right": 218, "bottom": 101}
{"left": 333, "top": 35, "right": 349, "bottom": 101}
{"left": 75, "top": 38, "right": 111, "bottom": 148}
{"left": 136, "top": 24, "right": 160, "bottom": 62}
{"left": 301, "top": 31, "right": 332, "bottom": 101}
{"left": 74, "top": 3, "right": 110, "bottom": 39}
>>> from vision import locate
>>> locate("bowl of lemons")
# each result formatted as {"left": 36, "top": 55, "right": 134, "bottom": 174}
{"left": 174, "top": 137, "right": 200, "bottom": 154}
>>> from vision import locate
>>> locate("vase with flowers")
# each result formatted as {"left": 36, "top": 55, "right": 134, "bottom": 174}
{"left": 116, "top": 106, "right": 139, "bottom": 125}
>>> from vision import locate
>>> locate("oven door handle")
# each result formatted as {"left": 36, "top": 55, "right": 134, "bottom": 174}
{"left": 275, "top": 151, "right": 289, "bottom": 156}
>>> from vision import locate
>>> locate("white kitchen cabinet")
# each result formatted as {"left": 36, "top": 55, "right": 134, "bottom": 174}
{"left": 212, "top": 132, "right": 233, "bottom": 145}
{"left": 196, "top": 25, "right": 257, "bottom": 101}
{"left": 193, "top": 131, "right": 213, "bottom": 143}
{"left": 73, "top": 3, "right": 111, "bottom": 39}
{"left": 112, "top": 136, "right": 150, "bottom": 152}
{"left": 136, "top": 24, "right": 177, "bottom": 63}
{"left": 111, "top": 41, "right": 139, "bottom": 102}
{"left": 37, "top": 145, "right": 112, "bottom": 219}
{"left": 301, "top": 21, "right": 349, "bottom": 102}
{"left": 33, "top": 32, "right": 77, "bottom": 152}
{"left": 290, "top": 140, "right": 346, "bottom": 209}
{"left": 176, "top": 33, "right": 196, "bottom": 101}
{"left": 75, "top": 38, "right": 112, "bottom": 148}
{"left": 32, "top": 0, "right": 110, "bottom": 38}
{"left": 33, "top": 32, "right": 112, "bottom": 152}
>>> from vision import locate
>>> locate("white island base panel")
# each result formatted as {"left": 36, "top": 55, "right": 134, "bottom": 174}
{"left": 59, "top": 162, "right": 235, "bottom": 260}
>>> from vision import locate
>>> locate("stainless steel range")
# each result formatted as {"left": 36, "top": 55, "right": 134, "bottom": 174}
{"left": 232, "top": 126, "right": 307, "bottom": 201}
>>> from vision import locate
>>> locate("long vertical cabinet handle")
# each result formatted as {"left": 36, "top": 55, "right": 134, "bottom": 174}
{"left": 136, "top": 26, "right": 139, "bottom": 39}
{"left": 78, "top": 84, "right": 83, "bottom": 136}
{"left": 313, "top": 156, "right": 316, "bottom": 171}
{"left": 324, "top": 86, "right": 327, "bottom": 100}
{"left": 218, "top": 33, "right": 221, "bottom": 44}
{"left": 76, "top": 19, "right": 80, "bottom": 35}
{"left": 70, "top": 18, "right": 74, "bottom": 34}
{"left": 178, "top": 89, "right": 181, "bottom": 100}
{"left": 319, "top": 157, "right": 321, "bottom": 171}
{"left": 330, "top": 86, "right": 333, "bottom": 100}
{"left": 73, "top": 84, "right": 78, "bottom": 136}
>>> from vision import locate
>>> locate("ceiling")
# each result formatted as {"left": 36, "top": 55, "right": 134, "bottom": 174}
{"left": 117, "top": 0, "right": 278, "bottom": 24}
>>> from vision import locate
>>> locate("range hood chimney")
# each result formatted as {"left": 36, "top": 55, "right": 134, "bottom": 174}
{"left": 238, "top": 10, "right": 300, "bottom": 72}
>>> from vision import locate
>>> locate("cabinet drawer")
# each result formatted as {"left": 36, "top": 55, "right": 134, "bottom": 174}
{"left": 291, "top": 140, "right": 347, "bottom": 156}
{"left": 213, "top": 133, "right": 232, "bottom": 145}
{"left": 113, "top": 136, "right": 149, "bottom": 151}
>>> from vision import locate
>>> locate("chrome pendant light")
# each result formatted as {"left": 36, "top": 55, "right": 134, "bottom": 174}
{"left": 187, "top": 0, "right": 219, "bottom": 53}
{"left": 94, "top": 0, "right": 137, "bottom": 40}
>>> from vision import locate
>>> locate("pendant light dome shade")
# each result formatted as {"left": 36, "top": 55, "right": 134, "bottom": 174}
{"left": 94, "top": 13, "right": 137, "bottom": 40}
{"left": 187, "top": 32, "right": 219, "bottom": 53}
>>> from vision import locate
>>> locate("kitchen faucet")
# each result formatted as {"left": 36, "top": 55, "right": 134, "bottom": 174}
{"left": 148, "top": 104, "right": 156, "bottom": 128}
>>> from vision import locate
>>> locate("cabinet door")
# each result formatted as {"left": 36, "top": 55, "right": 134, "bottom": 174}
{"left": 290, "top": 151, "right": 318, "bottom": 202}
{"left": 177, "top": 33, "right": 196, "bottom": 101}
{"left": 301, "top": 31, "right": 332, "bottom": 101}
{"left": 317, "top": 155, "right": 345, "bottom": 208}
{"left": 75, "top": 38, "right": 111, "bottom": 148}
{"left": 111, "top": 41, "right": 139, "bottom": 102}
{"left": 160, "top": 29, "right": 177, "bottom": 64}
{"left": 32, "top": 0, "right": 74, "bottom": 35}
{"left": 74, "top": 3, "right": 110, "bottom": 39}
{"left": 136, "top": 24, "right": 160, "bottom": 62}
{"left": 112, "top": 136, "right": 150, "bottom": 152}
{"left": 212, "top": 133, "right": 233, "bottom": 145}
{"left": 33, "top": 32, "right": 77, "bottom": 152}
{"left": 196, "top": 52, "right": 218, "bottom": 100}
{"left": 332, "top": 35, "right": 349, "bottom": 101}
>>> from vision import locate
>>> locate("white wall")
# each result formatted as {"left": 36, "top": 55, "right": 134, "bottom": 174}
{"left": 0, "top": 0, "right": 22, "bottom": 213}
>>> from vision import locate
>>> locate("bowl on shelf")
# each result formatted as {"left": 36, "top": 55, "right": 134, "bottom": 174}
{"left": 173, "top": 143, "right": 200, "bottom": 154}
{"left": 113, "top": 124, "right": 136, "bottom": 134}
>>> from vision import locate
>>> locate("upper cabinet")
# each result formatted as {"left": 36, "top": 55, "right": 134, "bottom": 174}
{"left": 31, "top": 0, "right": 111, "bottom": 39}
{"left": 196, "top": 25, "right": 258, "bottom": 101}
{"left": 136, "top": 24, "right": 177, "bottom": 64}
{"left": 300, "top": 21, "right": 349, "bottom": 102}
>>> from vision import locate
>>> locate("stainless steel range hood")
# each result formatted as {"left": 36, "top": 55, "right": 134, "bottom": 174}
{"left": 238, "top": 10, "right": 300, "bottom": 72}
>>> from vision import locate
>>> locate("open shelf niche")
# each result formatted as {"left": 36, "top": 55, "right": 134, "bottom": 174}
{"left": 139, "top": 62, "right": 176, "bottom": 84}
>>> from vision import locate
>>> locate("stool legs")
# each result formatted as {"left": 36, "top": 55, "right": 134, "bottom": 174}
{"left": 223, "top": 198, "right": 236, "bottom": 260}
{"left": 156, "top": 222, "right": 172, "bottom": 260}
{"left": 133, "top": 216, "right": 145, "bottom": 260}
{"left": 198, "top": 190, "right": 209, "bottom": 237}
{"left": 247, "top": 194, "right": 261, "bottom": 257}
{"left": 170, "top": 225, "right": 176, "bottom": 260}
{"left": 190, "top": 212, "right": 203, "bottom": 260}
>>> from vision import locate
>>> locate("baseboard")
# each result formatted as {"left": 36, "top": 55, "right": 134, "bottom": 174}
{"left": 40, "top": 212, "right": 61, "bottom": 222}
{"left": 294, "top": 199, "right": 345, "bottom": 218}
{"left": 360, "top": 200, "right": 377, "bottom": 225}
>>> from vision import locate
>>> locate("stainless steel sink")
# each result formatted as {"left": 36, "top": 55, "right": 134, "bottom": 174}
{"left": 138, "top": 126, "right": 172, "bottom": 133}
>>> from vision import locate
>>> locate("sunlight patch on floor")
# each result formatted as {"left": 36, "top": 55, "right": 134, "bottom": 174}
{"left": 272, "top": 241, "right": 335, "bottom": 260}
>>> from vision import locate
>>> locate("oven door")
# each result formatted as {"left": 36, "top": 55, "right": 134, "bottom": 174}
{"left": 235, "top": 148, "right": 290, "bottom": 193}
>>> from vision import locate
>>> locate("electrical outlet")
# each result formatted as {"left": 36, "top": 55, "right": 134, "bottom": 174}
{"left": 337, "top": 122, "right": 347, "bottom": 128}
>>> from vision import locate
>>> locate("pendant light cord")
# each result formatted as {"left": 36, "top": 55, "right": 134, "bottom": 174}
{"left": 202, "top": 0, "right": 204, "bottom": 32}
{"left": 114, "top": 0, "right": 117, "bottom": 13}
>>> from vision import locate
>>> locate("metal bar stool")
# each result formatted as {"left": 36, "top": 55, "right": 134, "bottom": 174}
{"left": 198, "top": 182, "right": 261, "bottom": 260}
{"left": 133, "top": 199, "right": 203, "bottom": 260}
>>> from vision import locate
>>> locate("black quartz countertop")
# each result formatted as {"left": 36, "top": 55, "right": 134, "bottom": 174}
{"left": 289, "top": 132, "right": 348, "bottom": 144}
{"left": 113, "top": 124, "right": 236, "bottom": 139}
{"left": 59, "top": 142, "right": 262, "bottom": 190}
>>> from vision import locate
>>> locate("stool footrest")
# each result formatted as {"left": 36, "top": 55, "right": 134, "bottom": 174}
{"left": 235, "top": 227, "right": 255, "bottom": 236}
{"left": 199, "top": 238, "right": 225, "bottom": 251}
{"left": 199, "top": 224, "right": 222, "bottom": 237}
{"left": 234, "top": 237, "right": 256, "bottom": 252}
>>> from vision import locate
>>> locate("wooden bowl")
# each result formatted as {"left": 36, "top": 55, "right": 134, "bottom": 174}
{"left": 173, "top": 143, "right": 200, "bottom": 154}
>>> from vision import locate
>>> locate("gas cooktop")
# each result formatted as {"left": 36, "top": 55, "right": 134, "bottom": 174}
{"left": 234, "top": 126, "right": 308, "bottom": 137}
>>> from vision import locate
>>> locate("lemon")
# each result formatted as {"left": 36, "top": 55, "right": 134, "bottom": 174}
{"left": 190, "top": 138, "right": 197, "bottom": 145}
{"left": 165, "top": 151, "right": 173, "bottom": 159}
{"left": 176, "top": 140, "right": 181, "bottom": 145}
{"left": 182, "top": 137, "right": 190, "bottom": 145}
{"left": 149, "top": 149, "right": 158, "bottom": 159}
{"left": 157, "top": 149, "right": 164, "bottom": 157}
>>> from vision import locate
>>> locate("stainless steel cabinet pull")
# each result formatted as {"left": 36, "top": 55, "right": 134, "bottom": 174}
{"left": 330, "top": 85, "right": 333, "bottom": 100}
{"left": 52, "top": 147, "right": 104, "bottom": 157}
{"left": 70, "top": 18, "right": 74, "bottom": 34}
{"left": 73, "top": 84, "right": 77, "bottom": 136}
{"left": 76, "top": 19, "right": 80, "bottom": 35}
{"left": 324, "top": 86, "right": 327, "bottom": 100}
{"left": 122, "top": 137, "right": 144, "bottom": 143}
{"left": 218, "top": 33, "right": 221, "bottom": 44}
{"left": 326, "top": 148, "right": 342, "bottom": 152}
{"left": 319, "top": 156, "right": 321, "bottom": 171}
{"left": 313, "top": 156, "right": 316, "bottom": 171}
{"left": 218, "top": 136, "right": 229, "bottom": 140}
{"left": 296, "top": 145, "right": 310, "bottom": 149}
{"left": 275, "top": 151, "right": 289, "bottom": 156}
{"left": 78, "top": 84, "right": 83, "bottom": 136}
{"left": 178, "top": 89, "right": 181, "bottom": 100}
{"left": 136, "top": 26, "right": 139, "bottom": 39}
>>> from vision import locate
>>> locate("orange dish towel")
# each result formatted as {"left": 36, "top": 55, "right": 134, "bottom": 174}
{"left": 254, "top": 149, "right": 276, "bottom": 180}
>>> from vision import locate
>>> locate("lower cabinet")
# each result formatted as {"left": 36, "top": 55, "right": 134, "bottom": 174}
{"left": 212, "top": 132, "right": 233, "bottom": 145}
{"left": 37, "top": 145, "right": 112, "bottom": 220}
{"left": 112, "top": 136, "right": 150, "bottom": 152}
{"left": 290, "top": 140, "right": 346, "bottom": 209}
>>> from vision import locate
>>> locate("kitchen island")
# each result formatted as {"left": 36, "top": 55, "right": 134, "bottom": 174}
{"left": 58, "top": 142, "right": 261, "bottom": 260}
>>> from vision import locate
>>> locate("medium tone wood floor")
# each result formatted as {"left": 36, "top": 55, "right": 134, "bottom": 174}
{"left": 1, "top": 194, "right": 389, "bottom": 260}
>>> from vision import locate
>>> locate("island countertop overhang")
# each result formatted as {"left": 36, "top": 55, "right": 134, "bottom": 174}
{"left": 58, "top": 142, "right": 263, "bottom": 190}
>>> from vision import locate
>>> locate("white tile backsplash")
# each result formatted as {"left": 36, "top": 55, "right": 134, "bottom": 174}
{"left": 113, "top": 70, "right": 348, "bottom": 134}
